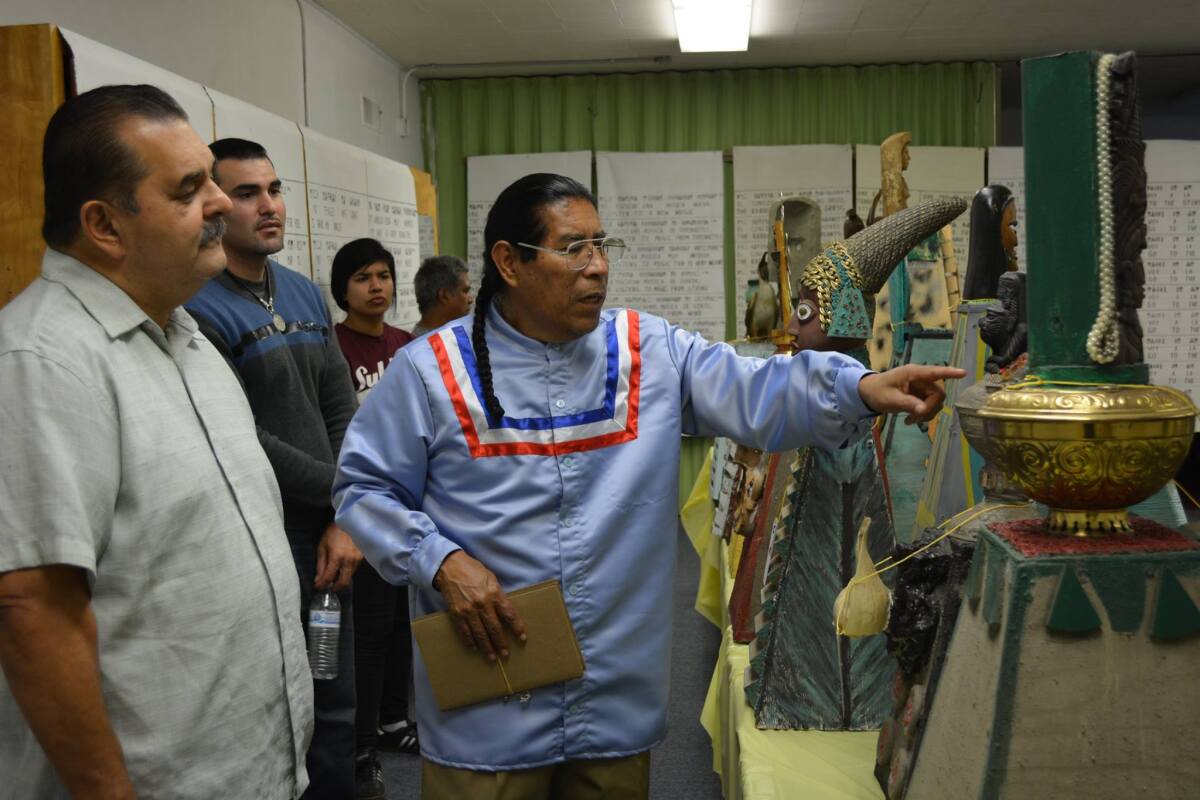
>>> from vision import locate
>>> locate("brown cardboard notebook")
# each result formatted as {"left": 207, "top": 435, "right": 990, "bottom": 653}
{"left": 412, "top": 579, "right": 585, "bottom": 711}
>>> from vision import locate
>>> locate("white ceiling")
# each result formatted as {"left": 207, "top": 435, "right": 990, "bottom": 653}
{"left": 315, "top": 0, "right": 1200, "bottom": 77}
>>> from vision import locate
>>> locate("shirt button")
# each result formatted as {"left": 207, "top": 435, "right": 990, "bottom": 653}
{"left": 569, "top": 582, "right": 580, "bottom": 596}
{"left": 555, "top": 399, "right": 565, "bottom": 409}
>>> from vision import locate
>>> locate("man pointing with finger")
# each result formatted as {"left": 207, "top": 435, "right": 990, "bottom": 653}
{"left": 333, "top": 174, "right": 964, "bottom": 799}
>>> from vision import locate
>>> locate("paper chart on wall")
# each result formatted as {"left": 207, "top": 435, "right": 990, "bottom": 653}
{"left": 466, "top": 151, "right": 592, "bottom": 285}
{"left": 300, "top": 127, "right": 368, "bottom": 316}
{"left": 732, "top": 145, "right": 853, "bottom": 297}
{"left": 596, "top": 151, "right": 726, "bottom": 343}
{"left": 1143, "top": 140, "right": 1200, "bottom": 411}
{"left": 364, "top": 153, "right": 421, "bottom": 328}
{"left": 208, "top": 89, "right": 311, "bottom": 278}
{"left": 61, "top": 30, "right": 215, "bottom": 140}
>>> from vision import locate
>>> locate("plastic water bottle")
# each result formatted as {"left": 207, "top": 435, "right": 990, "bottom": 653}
{"left": 308, "top": 590, "right": 341, "bottom": 680}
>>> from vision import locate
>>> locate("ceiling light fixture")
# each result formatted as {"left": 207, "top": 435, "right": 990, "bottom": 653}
{"left": 673, "top": 0, "right": 753, "bottom": 53}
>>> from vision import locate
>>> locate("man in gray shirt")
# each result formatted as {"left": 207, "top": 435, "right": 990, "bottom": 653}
{"left": 410, "top": 255, "right": 472, "bottom": 337}
{"left": 0, "top": 86, "right": 313, "bottom": 799}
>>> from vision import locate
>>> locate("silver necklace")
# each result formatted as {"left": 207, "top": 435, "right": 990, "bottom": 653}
{"left": 227, "top": 265, "right": 287, "bottom": 333}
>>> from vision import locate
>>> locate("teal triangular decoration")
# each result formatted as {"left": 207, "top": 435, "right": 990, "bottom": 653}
{"left": 982, "top": 544, "right": 1006, "bottom": 627}
{"left": 1151, "top": 568, "right": 1200, "bottom": 640}
{"left": 1047, "top": 567, "right": 1101, "bottom": 634}
{"left": 754, "top": 619, "right": 773, "bottom": 641}
{"left": 964, "top": 539, "right": 985, "bottom": 604}
{"left": 1088, "top": 565, "right": 1146, "bottom": 633}
{"left": 744, "top": 671, "right": 762, "bottom": 708}
{"left": 828, "top": 284, "right": 871, "bottom": 339}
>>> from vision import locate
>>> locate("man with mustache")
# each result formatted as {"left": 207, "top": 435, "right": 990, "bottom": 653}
{"left": 0, "top": 86, "right": 313, "bottom": 798}
{"left": 186, "top": 139, "right": 361, "bottom": 799}
{"left": 333, "top": 173, "right": 963, "bottom": 798}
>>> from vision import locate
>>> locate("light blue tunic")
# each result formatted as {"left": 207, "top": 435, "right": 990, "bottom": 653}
{"left": 333, "top": 306, "right": 875, "bottom": 770}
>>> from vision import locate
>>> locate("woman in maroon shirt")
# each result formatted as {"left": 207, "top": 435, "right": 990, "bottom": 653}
{"left": 332, "top": 238, "right": 415, "bottom": 403}
{"left": 330, "top": 238, "right": 417, "bottom": 798}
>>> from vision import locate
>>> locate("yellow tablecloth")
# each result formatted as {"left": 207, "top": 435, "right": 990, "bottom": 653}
{"left": 684, "top": 449, "right": 884, "bottom": 800}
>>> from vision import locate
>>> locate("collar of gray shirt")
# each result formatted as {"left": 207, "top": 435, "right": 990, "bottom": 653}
{"left": 41, "top": 248, "right": 200, "bottom": 359}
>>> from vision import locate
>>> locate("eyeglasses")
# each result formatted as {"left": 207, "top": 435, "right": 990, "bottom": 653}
{"left": 517, "top": 237, "right": 626, "bottom": 271}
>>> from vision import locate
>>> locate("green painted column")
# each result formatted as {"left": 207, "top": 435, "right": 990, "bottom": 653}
{"left": 1020, "top": 52, "right": 1148, "bottom": 384}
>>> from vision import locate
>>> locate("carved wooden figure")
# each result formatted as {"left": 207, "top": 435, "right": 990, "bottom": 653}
{"left": 914, "top": 186, "right": 1022, "bottom": 536}
{"left": 868, "top": 132, "right": 957, "bottom": 370}
{"left": 728, "top": 450, "right": 796, "bottom": 643}
{"left": 768, "top": 196, "right": 821, "bottom": 302}
{"left": 744, "top": 254, "right": 779, "bottom": 339}
{"left": 962, "top": 185, "right": 1018, "bottom": 301}
{"left": 980, "top": 272, "right": 1028, "bottom": 373}
{"left": 744, "top": 198, "right": 967, "bottom": 731}
{"left": 880, "top": 131, "right": 912, "bottom": 218}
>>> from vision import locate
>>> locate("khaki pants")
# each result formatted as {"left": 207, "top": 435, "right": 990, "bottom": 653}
{"left": 422, "top": 752, "right": 651, "bottom": 800}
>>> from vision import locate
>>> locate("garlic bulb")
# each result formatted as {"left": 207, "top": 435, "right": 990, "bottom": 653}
{"left": 833, "top": 516, "right": 891, "bottom": 637}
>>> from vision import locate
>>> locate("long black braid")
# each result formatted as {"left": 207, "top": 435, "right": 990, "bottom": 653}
{"left": 472, "top": 263, "right": 505, "bottom": 423}
{"left": 473, "top": 173, "right": 596, "bottom": 426}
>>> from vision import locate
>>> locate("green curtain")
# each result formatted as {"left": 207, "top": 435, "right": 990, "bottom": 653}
{"left": 422, "top": 64, "right": 998, "bottom": 333}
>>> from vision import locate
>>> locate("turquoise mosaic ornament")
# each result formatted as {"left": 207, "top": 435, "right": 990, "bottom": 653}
{"left": 797, "top": 198, "right": 968, "bottom": 342}
{"left": 826, "top": 247, "right": 872, "bottom": 339}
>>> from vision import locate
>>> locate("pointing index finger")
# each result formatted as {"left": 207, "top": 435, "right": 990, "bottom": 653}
{"left": 917, "top": 366, "right": 967, "bottom": 380}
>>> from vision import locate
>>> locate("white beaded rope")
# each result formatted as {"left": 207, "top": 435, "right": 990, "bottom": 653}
{"left": 1086, "top": 53, "right": 1120, "bottom": 364}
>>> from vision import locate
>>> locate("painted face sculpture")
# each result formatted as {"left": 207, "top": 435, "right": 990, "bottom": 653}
{"left": 963, "top": 184, "right": 1018, "bottom": 300}
{"left": 792, "top": 197, "right": 968, "bottom": 342}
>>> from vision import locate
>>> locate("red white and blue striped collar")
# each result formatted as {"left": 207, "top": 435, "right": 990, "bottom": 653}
{"left": 429, "top": 309, "right": 642, "bottom": 458}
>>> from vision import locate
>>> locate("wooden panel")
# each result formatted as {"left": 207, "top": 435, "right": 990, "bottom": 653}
{"left": 0, "top": 24, "right": 65, "bottom": 310}
{"left": 410, "top": 166, "right": 439, "bottom": 259}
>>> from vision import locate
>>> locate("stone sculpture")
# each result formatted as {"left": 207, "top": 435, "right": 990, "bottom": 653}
{"left": 980, "top": 271, "right": 1028, "bottom": 373}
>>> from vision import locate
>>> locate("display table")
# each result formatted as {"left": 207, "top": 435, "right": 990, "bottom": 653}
{"left": 683, "top": 449, "right": 884, "bottom": 800}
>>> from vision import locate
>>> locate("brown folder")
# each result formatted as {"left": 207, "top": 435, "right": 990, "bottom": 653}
{"left": 412, "top": 579, "right": 586, "bottom": 711}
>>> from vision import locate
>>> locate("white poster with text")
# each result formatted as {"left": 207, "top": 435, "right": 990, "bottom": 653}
{"left": 596, "top": 151, "right": 726, "bottom": 343}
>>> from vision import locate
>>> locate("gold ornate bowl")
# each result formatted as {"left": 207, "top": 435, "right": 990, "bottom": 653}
{"left": 972, "top": 384, "right": 1195, "bottom": 534}
{"left": 955, "top": 383, "right": 991, "bottom": 458}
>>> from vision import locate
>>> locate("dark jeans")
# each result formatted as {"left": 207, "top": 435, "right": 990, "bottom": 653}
{"left": 353, "top": 560, "right": 412, "bottom": 750}
{"left": 291, "top": 534, "right": 356, "bottom": 800}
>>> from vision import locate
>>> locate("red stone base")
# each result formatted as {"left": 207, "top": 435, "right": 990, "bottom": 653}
{"left": 988, "top": 516, "right": 1200, "bottom": 557}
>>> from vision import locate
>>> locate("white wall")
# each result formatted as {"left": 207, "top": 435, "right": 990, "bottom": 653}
{"left": 301, "top": 2, "right": 422, "bottom": 167}
{"left": 0, "top": 0, "right": 423, "bottom": 167}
